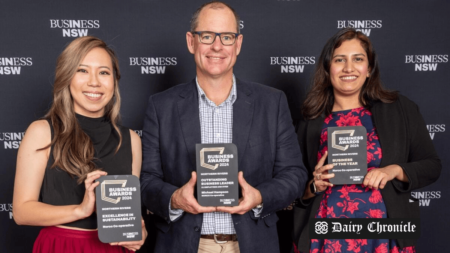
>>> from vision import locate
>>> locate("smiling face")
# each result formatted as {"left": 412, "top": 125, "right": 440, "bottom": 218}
{"left": 329, "top": 39, "right": 371, "bottom": 98}
{"left": 186, "top": 4, "right": 243, "bottom": 80}
{"left": 70, "top": 47, "right": 115, "bottom": 118}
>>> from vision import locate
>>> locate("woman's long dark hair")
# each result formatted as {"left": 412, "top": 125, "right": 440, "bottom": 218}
{"left": 42, "top": 36, "right": 122, "bottom": 184}
{"left": 302, "top": 28, "right": 398, "bottom": 120}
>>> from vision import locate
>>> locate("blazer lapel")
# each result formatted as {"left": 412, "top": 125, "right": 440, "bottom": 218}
{"left": 177, "top": 80, "right": 201, "bottom": 169}
{"left": 306, "top": 116, "right": 324, "bottom": 169}
{"left": 232, "top": 80, "right": 254, "bottom": 169}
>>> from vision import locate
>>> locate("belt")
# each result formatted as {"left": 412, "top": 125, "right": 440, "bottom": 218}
{"left": 201, "top": 234, "right": 238, "bottom": 243}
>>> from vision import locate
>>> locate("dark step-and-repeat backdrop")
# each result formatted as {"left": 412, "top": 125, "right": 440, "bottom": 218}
{"left": 1, "top": 1, "right": 448, "bottom": 252}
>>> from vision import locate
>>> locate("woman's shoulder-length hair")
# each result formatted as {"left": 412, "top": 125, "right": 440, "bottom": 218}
{"left": 43, "top": 36, "right": 123, "bottom": 184}
{"left": 302, "top": 28, "right": 398, "bottom": 120}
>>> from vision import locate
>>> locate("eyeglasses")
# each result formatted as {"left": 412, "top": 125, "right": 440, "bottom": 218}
{"left": 191, "top": 31, "right": 240, "bottom": 46}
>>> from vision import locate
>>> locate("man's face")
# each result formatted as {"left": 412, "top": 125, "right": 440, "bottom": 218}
{"left": 186, "top": 6, "right": 243, "bottom": 80}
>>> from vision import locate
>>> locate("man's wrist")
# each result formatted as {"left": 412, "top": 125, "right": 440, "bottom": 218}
{"left": 255, "top": 189, "right": 263, "bottom": 208}
{"left": 170, "top": 189, "right": 180, "bottom": 209}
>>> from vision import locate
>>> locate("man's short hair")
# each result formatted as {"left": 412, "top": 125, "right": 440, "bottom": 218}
{"left": 190, "top": 1, "right": 241, "bottom": 33}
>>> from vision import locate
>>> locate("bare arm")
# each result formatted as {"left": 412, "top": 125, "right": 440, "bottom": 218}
{"left": 130, "top": 130, "right": 142, "bottom": 178}
{"left": 112, "top": 129, "right": 147, "bottom": 252}
{"left": 13, "top": 120, "right": 103, "bottom": 226}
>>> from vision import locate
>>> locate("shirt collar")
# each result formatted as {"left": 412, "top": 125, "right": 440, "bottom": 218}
{"left": 196, "top": 75, "right": 237, "bottom": 106}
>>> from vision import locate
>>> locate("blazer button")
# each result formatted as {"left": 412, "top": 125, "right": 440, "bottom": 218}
{"left": 194, "top": 226, "right": 200, "bottom": 232}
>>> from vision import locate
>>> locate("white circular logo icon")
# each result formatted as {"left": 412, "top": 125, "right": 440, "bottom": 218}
{"left": 315, "top": 221, "right": 328, "bottom": 234}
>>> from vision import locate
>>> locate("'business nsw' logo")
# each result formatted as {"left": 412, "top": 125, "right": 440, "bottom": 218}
{"left": 0, "top": 57, "right": 33, "bottom": 75}
{"left": 270, "top": 56, "right": 315, "bottom": 73}
{"left": 405, "top": 55, "right": 448, "bottom": 71}
{"left": 0, "top": 132, "right": 25, "bottom": 149}
{"left": 427, "top": 124, "right": 445, "bottom": 140}
{"left": 0, "top": 203, "right": 13, "bottom": 219}
{"left": 129, "top": 57, "right": 177, "bottom": 74}
{"left": 50, "top": 19, "right": 100, "bottom": 37}
{"left": 411, "top": 191, "right": 441, "bottom": 207}
{"left": 337, "top": 20, "right": 382, "bottom": 36}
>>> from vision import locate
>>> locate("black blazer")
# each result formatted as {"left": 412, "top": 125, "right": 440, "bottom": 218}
{"left": 140, "top": 79, "right": 308, "bottom": 253}
{"left": 294, "top": 95, "right": 441, "bottom": 252}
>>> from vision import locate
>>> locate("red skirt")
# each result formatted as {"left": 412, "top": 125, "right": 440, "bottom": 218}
{"left": 33, "top": 226, "right": 134, "bottom": 253}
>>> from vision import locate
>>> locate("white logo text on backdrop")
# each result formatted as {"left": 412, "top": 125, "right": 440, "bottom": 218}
{"left": 427, "top": 124, "right": 445, "bottom": 140}
{"left": 405, "top": 55, "right": 448, "bottom": 71}
{"left": 50, "top": 19, "right": 100, "bottom": 37}
{"left": 129, "top": 57, "right": 177, "bottom": 74}
{"left": 270, "top": 56, "right": 315, "bottom": 73}
{"left": 337, "top": 20, "right": 382, "bottom": 36}
{"left": 0, "top": 132, "right": 24, "bottom": 149}
{"left": 0, "top": 203, "right": 13, "bottom": 219}
{"left": 411, "top": 191, "right": 441, "bottom": 207}
{"left": 0, "top": 57, "right": 32, "bottom": 75}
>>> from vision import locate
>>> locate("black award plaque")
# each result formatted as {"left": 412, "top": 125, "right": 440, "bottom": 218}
{"left": 196, "top": 143, "right": 239, "bottom": 206}
{"left": 327, "top": 126, "right": 367, "bottom": 185}
{"left": 95, "top": 175, "right": 142, "bottom": 243}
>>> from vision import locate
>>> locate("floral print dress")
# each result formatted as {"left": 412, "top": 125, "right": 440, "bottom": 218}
{"left": 309, "top": 107, "right": 415, "bottom": 253}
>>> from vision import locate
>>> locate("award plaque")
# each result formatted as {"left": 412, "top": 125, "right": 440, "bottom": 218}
{"left": 196, "top": 143, "right": 239, "bottom": 206}
{"left": 327, "top": 126, "right": 367, "bottom": 185}
{"left": 95, "top": 175, "right": 142, "bottom": 243}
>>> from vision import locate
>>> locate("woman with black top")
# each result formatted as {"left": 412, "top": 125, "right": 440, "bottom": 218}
{"left": 293, "top": 28, "right": 441, "bottom": 253}
{"left": 13, "top": 36, "right": 146, "bottom": 252}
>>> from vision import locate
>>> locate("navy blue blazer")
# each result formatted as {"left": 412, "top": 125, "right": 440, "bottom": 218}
{"left": 140, "top": 79, "right": 307, "bottom": 253}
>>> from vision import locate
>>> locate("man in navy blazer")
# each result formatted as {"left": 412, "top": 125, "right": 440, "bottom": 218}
{"left": 140, "top": 2, "right": 307, "bottom": 252}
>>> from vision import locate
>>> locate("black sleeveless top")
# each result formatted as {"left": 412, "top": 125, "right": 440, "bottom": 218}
{"left": 39, "top": 114, "right": 132, "bottom": 229}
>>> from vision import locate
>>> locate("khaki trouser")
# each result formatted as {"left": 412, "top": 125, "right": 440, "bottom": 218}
{"left": 198, "top": 237, "right": 240, "bottom": 253}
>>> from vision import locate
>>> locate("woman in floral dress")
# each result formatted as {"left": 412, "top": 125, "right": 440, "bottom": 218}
{"left": 293, "top": 28, "right": 441, "bottom": 253}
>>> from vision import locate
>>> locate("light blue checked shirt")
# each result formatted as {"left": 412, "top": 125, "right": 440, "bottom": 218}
{"left": 169, "top": 75, "right": 262, "bottom": 235}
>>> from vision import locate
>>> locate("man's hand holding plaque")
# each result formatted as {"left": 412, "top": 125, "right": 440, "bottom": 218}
{"left": 170, "top": 171, "right": 217, "bottom": 214}
{"left": 216, "top": 171, "right": 263, "bottom": 215}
